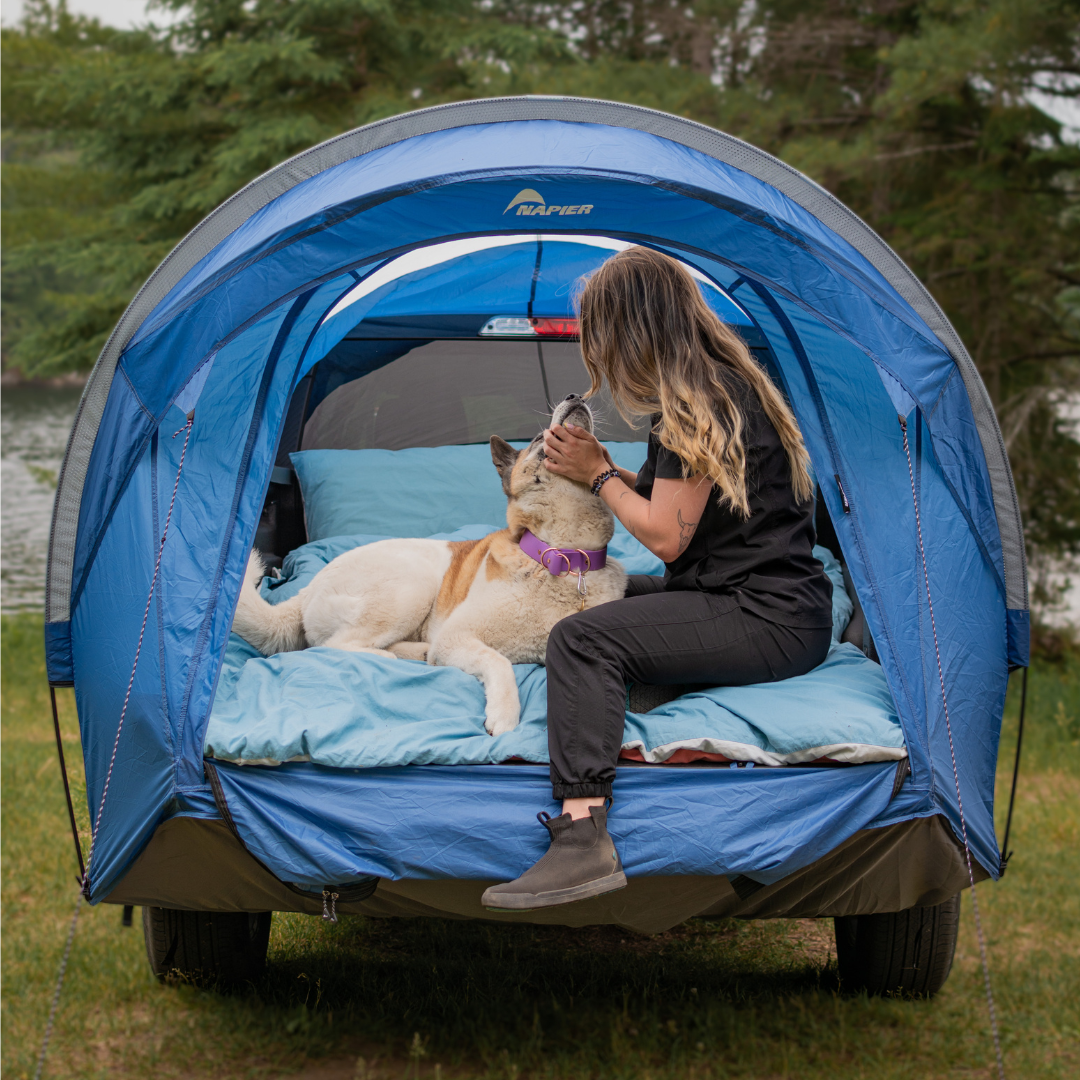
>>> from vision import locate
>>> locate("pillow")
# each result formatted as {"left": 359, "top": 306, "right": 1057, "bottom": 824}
{"left": 817, "top": 545, "right": 853, "bottom": 642}
{"left": 289, "top": 440, "right": 851, "bottom": 638}
{"left": 291, "top": 441, "right": 648, "bottom": 542}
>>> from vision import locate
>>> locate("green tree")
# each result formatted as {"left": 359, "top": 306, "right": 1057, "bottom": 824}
{"left": 1, "top": 0, "right": 565, "bottom": 372}
{"left": 1, "top": 5, "right": 145, "bottom": 373}
{"left": 3, "top": 0, "right": 1078, "bottom": 613}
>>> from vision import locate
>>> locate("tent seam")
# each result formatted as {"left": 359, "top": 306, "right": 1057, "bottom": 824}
{"left": 118, "top": 367, "right": 156, "bottom": 423}
{"left": 150, "top": 431, "right": 175, "bottom": 760}
{"left": 928, "top": 368, "right": 958, "bottom": 422}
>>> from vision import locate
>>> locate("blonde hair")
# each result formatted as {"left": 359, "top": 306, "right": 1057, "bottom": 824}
{"left": 577, "top": 246, "right": 813, "bottom": 517}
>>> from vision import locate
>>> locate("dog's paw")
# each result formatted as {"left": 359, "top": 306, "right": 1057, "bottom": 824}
{"left": 389, "top": 641, "right": 430, "bottom": 661}
{"left": 484, "top": 708, "right": 520, "bottom": 737}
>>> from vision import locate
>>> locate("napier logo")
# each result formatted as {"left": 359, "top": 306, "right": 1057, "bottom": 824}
{"left": 503, "top": 188, "right": 594, "bottom": 217}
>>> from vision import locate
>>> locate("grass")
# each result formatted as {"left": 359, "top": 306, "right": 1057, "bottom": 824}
{"left": 2, "top": 611, "right": 1078, "bottom": 1079}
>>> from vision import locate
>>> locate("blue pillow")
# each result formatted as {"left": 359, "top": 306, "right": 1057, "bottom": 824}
{"left": 817, "top": 545, "right": 853, "bottom": 642}
{"left": 291, "top": 441, "right": 649, "bottom": 542}
{"left": 288, "top": 441, "right": 851, "bottom": 638}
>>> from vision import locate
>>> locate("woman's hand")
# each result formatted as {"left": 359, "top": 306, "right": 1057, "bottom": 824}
{"left": 543, "top": 424, "right": 611, "bottom": 486}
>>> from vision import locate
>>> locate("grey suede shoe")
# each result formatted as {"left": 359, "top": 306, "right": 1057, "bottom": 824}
{"left": 481, "top": 804, "right": 627, "bottom": 910}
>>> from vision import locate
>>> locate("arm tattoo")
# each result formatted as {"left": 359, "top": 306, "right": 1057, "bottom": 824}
{"left": 676, "top": 509, "right": 697, "bottom": 555}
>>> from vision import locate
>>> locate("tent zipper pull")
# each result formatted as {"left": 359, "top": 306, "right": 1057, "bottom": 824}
{"left": 834, "top": 474, "right": 850, "bottom": 513}
{"left": 321, "top": 889, "right": 339, "bottom": 923}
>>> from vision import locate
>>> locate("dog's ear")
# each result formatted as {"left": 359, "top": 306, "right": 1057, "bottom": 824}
{"left": 490, "top": 436, "right": 520, "bottom": 495}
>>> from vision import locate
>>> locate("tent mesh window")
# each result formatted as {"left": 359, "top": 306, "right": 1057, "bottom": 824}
{"left": 301, "top": 338, "right": 639, "bottom": 451}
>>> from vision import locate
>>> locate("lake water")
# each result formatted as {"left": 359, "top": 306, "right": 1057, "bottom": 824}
{"left": 1, "top": 384, "right": 82, "bottom": 612}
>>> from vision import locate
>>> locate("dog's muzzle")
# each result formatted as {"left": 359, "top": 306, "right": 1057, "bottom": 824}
{"left": 551, "top": 393, "right": 593, "bottom": 432}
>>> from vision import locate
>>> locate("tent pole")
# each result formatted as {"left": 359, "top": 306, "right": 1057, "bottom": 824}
{"left": 999, "top": 665, "right": 1028, "bottom": 874}
{"left": 50, "top": 685, "right": 85, "bottom": 884}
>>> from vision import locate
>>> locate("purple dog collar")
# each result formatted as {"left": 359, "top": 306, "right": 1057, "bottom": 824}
{"left": 519, "top": 529, "right": 607, "bottom": 576}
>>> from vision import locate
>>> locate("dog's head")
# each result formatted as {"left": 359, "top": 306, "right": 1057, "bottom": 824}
{"left": 489, "top": 395, "right": 616, "bottom": 549}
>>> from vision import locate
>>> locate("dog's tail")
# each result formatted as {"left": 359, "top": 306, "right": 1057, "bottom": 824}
{"left": 232, "top": 550, "right": 306, "bottom": 655}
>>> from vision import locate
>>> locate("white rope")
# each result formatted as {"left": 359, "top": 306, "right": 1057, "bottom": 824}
{"left": 901, "top": 414, "right": 1005, "bottom": 1079}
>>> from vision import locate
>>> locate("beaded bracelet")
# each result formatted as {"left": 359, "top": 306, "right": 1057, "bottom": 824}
{"left": 590, "top": 468, "right": 621, "bottom": 496}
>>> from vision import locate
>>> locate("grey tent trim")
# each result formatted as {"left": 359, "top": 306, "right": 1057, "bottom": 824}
{"left": 45, "top": 95, "right": 1027, "bottom": 623}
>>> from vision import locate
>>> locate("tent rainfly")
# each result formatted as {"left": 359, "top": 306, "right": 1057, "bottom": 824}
{"left": 45, "top": 97, "right": 1027, "bottom": 914}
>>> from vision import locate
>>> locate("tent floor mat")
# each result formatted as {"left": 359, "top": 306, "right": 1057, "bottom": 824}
{"left": 104, "top": 814, "right": 986, "bottom": 934}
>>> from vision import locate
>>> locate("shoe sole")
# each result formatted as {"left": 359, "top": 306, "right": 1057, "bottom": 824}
{"left": 481, "top": 871, "right": 628, "bottom": 911}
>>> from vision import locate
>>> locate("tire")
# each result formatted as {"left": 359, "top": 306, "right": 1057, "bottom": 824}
{"left": 834, "top": 893, "right": 960, "bottom": 998}
{"left": 142, "top": 907, "right": 272, "bottom": 986}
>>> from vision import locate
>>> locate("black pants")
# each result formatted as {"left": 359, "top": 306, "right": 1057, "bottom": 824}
{"left": 546, "top": 575, "right": 833, "bottom": 800}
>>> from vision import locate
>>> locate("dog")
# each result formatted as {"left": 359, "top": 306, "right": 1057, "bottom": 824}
{"left": 232, "top": 395, "right": 627, "bottom": 735}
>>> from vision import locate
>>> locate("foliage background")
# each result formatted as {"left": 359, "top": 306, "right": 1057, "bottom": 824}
{"left": 3, "top": 0, "right": 1080, "bottom": 620}
{"left": 2, "top": 11, "right": 1079, "bottom": 1075}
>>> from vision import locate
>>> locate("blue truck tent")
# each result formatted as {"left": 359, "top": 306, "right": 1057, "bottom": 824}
{"left": 44, "top": 97, "right": 1027, "bottom": 920}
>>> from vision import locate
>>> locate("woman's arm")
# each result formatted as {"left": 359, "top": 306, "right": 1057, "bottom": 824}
{"left": 543, "top": 424, "right": 710, "bottom": 563}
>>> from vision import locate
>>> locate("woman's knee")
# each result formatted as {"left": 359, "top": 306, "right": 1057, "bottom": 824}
{"left": 547, "top": 610, "right": 618, "bottom": 663}
{"left": 547, "top": 613, "right": 591, "bottom": 658}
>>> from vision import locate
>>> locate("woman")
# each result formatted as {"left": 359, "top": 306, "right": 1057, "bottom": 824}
{"left": 481, "top": 247, "right": 833, "bottom": 911}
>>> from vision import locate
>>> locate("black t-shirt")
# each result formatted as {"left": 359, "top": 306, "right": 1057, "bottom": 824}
{"left": 633, "top": 376, "right": 833, "bottom": 628}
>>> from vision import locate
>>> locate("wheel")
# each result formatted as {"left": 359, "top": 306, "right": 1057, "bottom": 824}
{"left": 142, "top": 907, "right": 272, "bottom": 986}
{"left": 834, "top": 893, "right": 960, "bottom": 997}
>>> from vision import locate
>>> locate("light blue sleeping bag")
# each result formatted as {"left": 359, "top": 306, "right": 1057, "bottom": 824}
{"left": 205, "top": 444, "right": 899, "bottom": 769}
